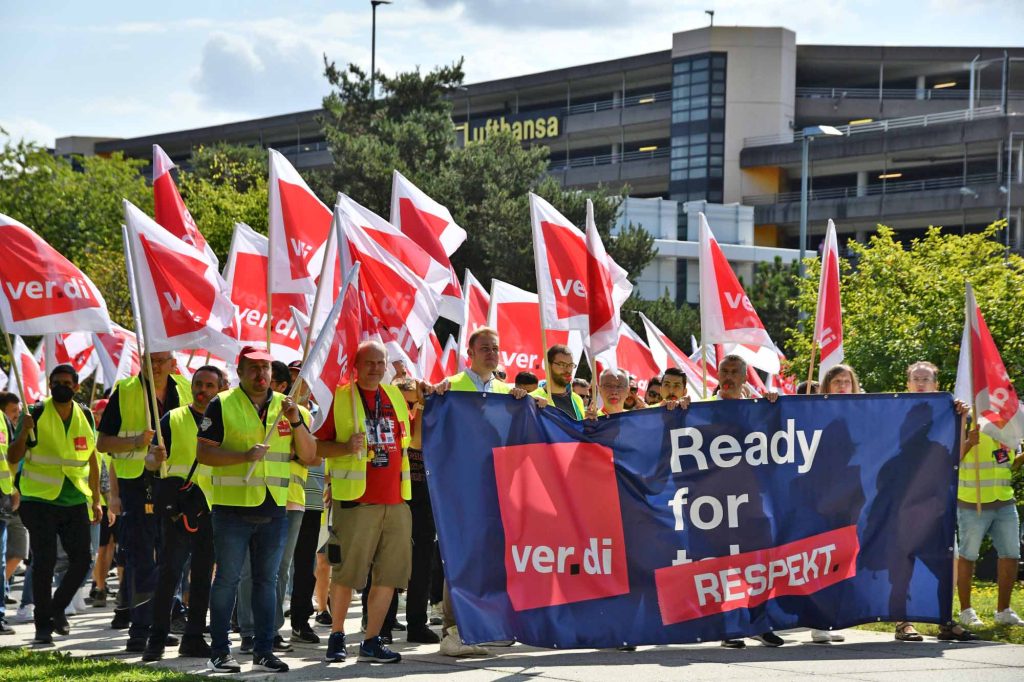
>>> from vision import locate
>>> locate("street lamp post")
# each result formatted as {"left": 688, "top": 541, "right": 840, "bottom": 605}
{"left": 798, "top": 125, "right": 844, "bottom": 278}
{"left": 370, "top": 1, "right": 392, "bottom": 100}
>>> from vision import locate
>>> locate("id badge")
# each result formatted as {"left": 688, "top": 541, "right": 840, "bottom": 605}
{"left": 993, "top": 447, "right": 1011, "bottom": 465}
{"left": 365, "top": 418, "right": 390, "bottom": 468}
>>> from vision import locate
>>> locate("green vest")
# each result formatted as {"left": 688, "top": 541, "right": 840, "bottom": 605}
{"left": 286, "top": 406, "right": 313, "bottom": 506}
{"left": 166, "top": 405, "right": 213, "bottom": 507}
{"left": 210, "top": 388, "right": 293, "bottom": 508}
{"left": 108, "top": 374, "right": 191, "bottom": 480}
{"left": 530, "top": 384, "right": 586, "bottom": 420}
{"left": 958, "top": 433, "right": 1015, "bottom": 504}
{"left": 20, "top": 399, "right": 94, "bottom": 502}
{"left": 327, "top": 383, "right": 411, "bottom": 502}
{"left": 0, "top": 418, "right": 12, "bottom": 495}
{"left": 447, "top": 371, "right": 512, "bottom": 394}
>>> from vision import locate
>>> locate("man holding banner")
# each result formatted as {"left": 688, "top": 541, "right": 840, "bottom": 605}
{"left": 531, "top": 345, "right": 585, "bottom": 420}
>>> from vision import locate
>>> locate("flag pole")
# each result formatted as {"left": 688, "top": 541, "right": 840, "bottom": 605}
{"left": 806, "top": 343, "right": 817, "bottom": 394}
{"left": 699, "top": 334, "right": 708, "bottom": 399}
{"left": 965, "top": 284, "right": 982, "bottom": 515}
{"left": 300, "top": 223, "right": 337, "bottom": 364}
{"left": 121, "top": 224, "right": 152, "bottom": 433}
{"left": 0, "top": 329, "right": 32, "bottom": 440}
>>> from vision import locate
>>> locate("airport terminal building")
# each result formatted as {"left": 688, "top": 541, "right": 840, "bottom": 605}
{"left": 60, "top": 25, "right": 1024, "bottom": 303}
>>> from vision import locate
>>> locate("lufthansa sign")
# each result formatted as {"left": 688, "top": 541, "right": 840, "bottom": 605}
{"left": 460, "top": 109, "right": 562, "bottom": 145}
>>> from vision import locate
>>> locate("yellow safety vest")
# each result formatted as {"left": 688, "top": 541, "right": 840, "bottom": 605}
{"left": 210, "top": 388, "right": 293, "bottom": 508}
{"left": 959, "top": 433, "right": 1016, "bottom": 504}
{"left": 108, "top": 374, "right": 191, "bottom": 480}
{"left": 530, "top": 385, "right": 586, "bottom": 420}
{"left": 166, "top": 405, "right": 214, "bottom": 507}
{"left": 446, "top": 371, "right": 512, "bottom": 394}
{"left": 0, "top": 417, "right": 12, "bottom": 495}
{"left": 287, "top": 406, "right": 313, "bottom": 506}
{"left": 20, "top": 398, "right": 95, "bottom": 502}
{"left": 327, "top": 383, "right": 411, "bottom": 502}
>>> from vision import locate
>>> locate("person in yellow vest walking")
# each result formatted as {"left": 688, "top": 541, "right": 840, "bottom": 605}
{"left": 96, "top": 350, "right": 191, "bottom": 647}
{"left": 316, "top": 341, "right": 412, "bottom": 665}
{"left": 140, "top": 365, "right": 227, "bottom": 662}
{"left": 196, "top": 346, "right": 315, "bottom": 674}
{"left": 431, "top": 327, "right": 532, "bottom": 656}
{"left": 6, "top": 364, "right": 101, "bottom": 644}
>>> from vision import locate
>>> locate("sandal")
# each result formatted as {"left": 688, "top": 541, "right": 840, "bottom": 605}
{"left": 937, "top": 623, "right": 981, "bottom": 642}
{"left": 895, "top": 622, "right": 924, "bottom": 642}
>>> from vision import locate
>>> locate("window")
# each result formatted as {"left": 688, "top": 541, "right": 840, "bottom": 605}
{"left": 670, "top": 52, "right": 727, "bottom": 206}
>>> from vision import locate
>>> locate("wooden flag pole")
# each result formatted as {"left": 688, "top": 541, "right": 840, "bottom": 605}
{"left": 964, "top": 292, "right": 982, "bottom": 515}
{"left": 699, "top": 334, "right": 708, "bottom": 399}
{"left": 1, "top": 327, "right": 35, "bottom": 443}
{"left": 806, "top": 343, "right": 817, "bottom": 394}
{"left": 121, "top": 224, "right": 152, "bottom": 434}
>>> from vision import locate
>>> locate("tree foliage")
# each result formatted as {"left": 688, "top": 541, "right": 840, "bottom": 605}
{"left": 747, "top": 256, "right": 800, "bottom": 356}
{"left": 786, "top": 223, "right": 1024, "bottom": 393}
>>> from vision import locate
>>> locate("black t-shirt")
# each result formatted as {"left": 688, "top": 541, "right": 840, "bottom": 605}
{"left": 26, "top": 401, "right": 95, "bottom": 449}
{"left": 98, "top": 378, "right": 183, "bottom": 436}
{"left": 549, "top": 386, "right": 577, "bottom": 419}
{"left": 153, "top": 407, "right": 204, "bottom": 481}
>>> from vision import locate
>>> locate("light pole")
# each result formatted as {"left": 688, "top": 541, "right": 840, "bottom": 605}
{"left": 370, "top": 1, "right": 392, "bottom": 100}
{"left": 1008, "top": 132, "right": 1023, "bottom": 251}
{"left": 798, "top": 124, "right": 844, "bottom": 278}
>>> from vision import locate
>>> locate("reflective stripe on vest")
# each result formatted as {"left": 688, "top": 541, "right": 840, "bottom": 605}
{"left": 166, "top": 405, "right": 214, "bottom": 507}
{"left": 110, "top": 375, "right": 191, "bottom": 480}
{"left": 20, "top": 398, "right": 95, "bottom": 501}
{"left": 958, "top": 433, "right": 1015, "bottom": 504}
{"left": 0, "top": 419, "right": 11, "bottom": 495}
{"left": 327, "top": 383, "right": 412, "bottom": 502}
{"left": 287, "top": 456, "right": 309, "bottom": 506}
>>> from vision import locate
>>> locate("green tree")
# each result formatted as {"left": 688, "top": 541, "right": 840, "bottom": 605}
{"left": 747, "top": 256, "right": 800, "bottom": 356}
{"left": 786, "top": 223, "right": 1024, "bottom": 393}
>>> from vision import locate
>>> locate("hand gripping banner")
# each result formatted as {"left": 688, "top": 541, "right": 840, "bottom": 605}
{"left": 422, "top": 393, "right": 959, "bottom": 648}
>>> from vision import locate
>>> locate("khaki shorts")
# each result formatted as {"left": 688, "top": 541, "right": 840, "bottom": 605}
{"left": 330, "top": 502, "right": 411, "bottom": 590}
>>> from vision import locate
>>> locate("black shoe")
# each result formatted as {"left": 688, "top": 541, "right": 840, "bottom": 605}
{"left": 209, "top": 653, "right": 241, "bottom": 673}
{"left": 165, "top": 634, "right": 180, "bottom": 646}
{"left": 110, "top": 607, "right": 131, "bottom": 630}
{"left": 272, "top": 634, "right": 293, "bottom": 652}
{"left": 392, "top": 621, "right": 407, "bottom": 632}
{"left": 52, "top": 613, "right": 69, "bottom": 636}
{"left": 178, "top": 634, "right": 212, "bottom": 658}
{"left": 325, "top": 631, "right": 347, "bottom": 663}
{"left": 141, "top": 641, "right": 165, "bottom": 662}
{"left": 753, "top": 631, "right": 784, "bottom": 647}
{"left": 0, "top": 619, "right": 14, "bottom": 636}
{"left": 126, "top": 637, "right": 147, "bottom": 653}
{"left": 315, "top": 610, "right": 332, "bottom": 626}
{"left": 32, "top": 630, "right": 53, "bottom": 644}
{"left": 938, "top": 623, "right": 982, "bottom": 641}
{"left": 406, "top": 625, "right": 440, "bottom": 644}
{"left": 92, "top": 591, "right": 107, "bottom": 608}
{"left": 720, "top": 638, "right": 746, "bottom": 648}
{"left": 239, "top": 635, "right": 254, "bottom": 654}
{"left": 379, "top": 629, "right": 393, "bottom": 645}
{"left": 169, "top": 614, "right": 187, "bottom": 635}
{"left": 253, "top": 652, "right": 290, "bottom": 673}
{"left": 617, "top": 645, "right": 637, "bottom": 652}
{"left": 4, "top": 596, "right": 15, "bottom": 605}
{"left": 291, "top": 625, "right": 320, "bottom": 644}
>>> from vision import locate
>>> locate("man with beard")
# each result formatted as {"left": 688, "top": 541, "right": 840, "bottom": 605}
{"left": 532, "top": 345, "right": 585, "bottom": 420}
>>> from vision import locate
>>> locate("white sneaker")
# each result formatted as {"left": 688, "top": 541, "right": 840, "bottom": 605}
{"left": 16, "top": 605, "right": 34, "bottom": 622}
{"left": 72, "top": 588, "right": 88, "bottom": 613}
{"left": 959, "top": 607, "right": 984, "bottom": 627}
{"left": 810, "top": 629, "right": 833, "bottom": 643}
{"left": 994, "top": 608, "right": 1024, "bottom": 626}
{"left": 429, "top": 603, "right": 443, "bottom": 626}
{"left": 64, "top": 602, "right": 77, "bottom": 616}
{"left": 439, "top": 627, "right": 490, "bottom": 657}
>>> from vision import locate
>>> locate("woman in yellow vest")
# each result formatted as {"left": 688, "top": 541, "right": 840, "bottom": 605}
{"left": 6, "top": 364, "right": 101, "bottom": 644}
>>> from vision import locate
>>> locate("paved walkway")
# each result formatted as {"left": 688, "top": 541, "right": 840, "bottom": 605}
{"left": 3, "top": 575, "right": 1023, "bottom": 680}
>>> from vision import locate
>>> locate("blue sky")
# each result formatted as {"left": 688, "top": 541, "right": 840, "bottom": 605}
{"left": 2, "top": 0, "right": 1021, "bottom": 146}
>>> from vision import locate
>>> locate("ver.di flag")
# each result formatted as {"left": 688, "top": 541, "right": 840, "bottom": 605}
{"left": 594, "top": 322, "right": 661, "bottom": 393}
{"left": 10, "top": 335, "right": 45, "bottom": 403}
{"left": 639, "top": 312, "right": 717, "bottom": 396}
{"left": 458, "top": 269, "right": 490, "bottom": 369}
{"left": 152, "top": 144, "right": 218, "bottom": 267}
{"left": 814, "top": 219, "right": 844, "bottom": 382}
{"left": 585, "top": 199, "right": 633, "bottom": 356}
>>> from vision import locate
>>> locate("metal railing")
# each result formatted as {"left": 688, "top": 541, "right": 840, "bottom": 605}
{"left": 549, "top": 147, "right": 670, "bottom": 171}
{"left": 743, "top": 172, "right": 1000, "bottom": 205}
{"left": 743, "top": 105, "right": 1004, "bottom": 148}
{"left": 566, "top": 90, "right": 672, "bottom": 116}
{"left": 796, "top": 86, "right": 1024, "bottom": 101}
{"left": 274, "top": 140, "right": 330, "bottom": 157}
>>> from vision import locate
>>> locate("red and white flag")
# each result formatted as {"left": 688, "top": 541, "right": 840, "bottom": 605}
{"left": 223, "top": 222, "right": 305, "bottom": 363}
{"left": 0, "top": 212, "right": 112, "bottom": 335}
{"left": 814, "top": 219, "right": 844, "bottom": 382}
{"left": 10, "top": 335, "right": 45, "bottom": 404}
{"left": 298, "top": 263, "right": 362, "bottom": 432}
{"left": 390, "top": 170, "right": 466, "bottom": 323}
{"left": 123, "top": 200, "right": 239, "bottom": 357}
{"left": 439, "top": 334, "right": 458, "bottom": 379}
{"left": 955, "top": 283, "right": 1024, "bottom": 444}
{"left": 486, "top": 279, "right": 580, "bottom": 381}
{"left": 152, "top": 144, "right": 217, "bottom": 267}
{"left": 639, "top": 312, "right": 717, "bottom": 396}
{"left": 585, "top": 199, "right": 633, "bottom": 356}
{"left": 41, "top": 332, "right": 98, "bottom": 383}
{"left": 720, "top": 343, "right": 782, "bottom": 375}
{"left": 529, "top": 193, "right": 590, "bottom": 333}
{"left": 698, "top": 213, "right": 776, "bottom": 350}
{"left": 457, "top": 269, "right": 490, "bottom": 369}
{"left": 416, "top": 332, "right": 448, "bottom": 384}
{"left": 594, "top": 322, "right": 662, "bottom": 393}
{"left": 92, "top": 324, "right": 141, "bottom": 387}
{"left": 267, "top": 148, "right": 333, "bottom": 295}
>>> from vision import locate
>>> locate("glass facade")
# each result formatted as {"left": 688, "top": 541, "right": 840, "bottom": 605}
{"left": 669, "top": 53, "right": 727, "bottom": 208}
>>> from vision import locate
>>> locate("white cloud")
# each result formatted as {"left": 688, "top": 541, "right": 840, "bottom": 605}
{"left": 0, "top": 116, "right": 60, "bottom": 147}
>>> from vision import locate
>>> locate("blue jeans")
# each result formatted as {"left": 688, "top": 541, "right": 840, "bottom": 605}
{"left": 0, "top": 519, "right": 7, "bottom": 619}
{"left": 237, "top": 509, "right": 303, "bottom": 637}
{"left": 209, "top": 512, "right": 288, "bottom": 657}
{"left": 957, "top": 504, "right": 1021, "bottom": 561}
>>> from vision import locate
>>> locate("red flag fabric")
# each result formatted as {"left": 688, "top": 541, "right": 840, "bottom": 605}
{"left": 123, "top": 200, "right": 239, "bottom": 357}
{"left": 11, "top": 335, "right": 45, "bottom": 403}
{"left": 439, "top": 334, "right": 458, "bottom": 378}
{"left": 152, "top": 144, "right": 217, "bottom": 267}
{"left": 92, "top": 324, "right": 141, "bottom": 387}
{"left": 814, "top": 219, "right": 844, "bottom": 382}
{"left": 955, "top": 283, "right": 1024, "bottom": 444}
{"left": 416, "top": 332, "right": 448, "bottom": 384}
{"left": 298, "top": 264, "right": 362, "bottom": 432}
{"left": 720, "top": 342, "right": 781, "bottom": 375}
{"left": 529, "top": 193, "right": 590, "bottom": 333}
{"left": 390, "top": 170, "right": 466, "bottom": 323}
{"left": 585, "top": 199, "right": 633, "bottom": 356}
{"left": 457, "top": 269, "right": 490, "bottom": 368}
{"left": 698, "top": 212, "right": 775, "bottom": 350}
{"left": 639, "top": 312, "right": 717, "bottom": 396}
{"left": 0, "top": 212, "right": 112, "bottom": 335}
{"left": 267, "top": 148, "right": 333, "bottom": 295}
{"left": 223, "top": 222, "right": 305, "bottom": 363}
{"left": 594, "top": 322, "right": 661, "bottom": 392}
{"left": 42, "top": 333, "right": 98, "bottom": 382}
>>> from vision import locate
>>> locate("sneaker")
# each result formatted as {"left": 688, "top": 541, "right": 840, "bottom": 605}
{"left": 481, "top": 639, "right": 515, "bottom": 647}
{"left": 291, "top": 625, "right": 320, "bottom": 644}
{"left": 208, "top": 653, "right": 241, "bottom": 673}
{"left": 125, "top": 637, "right": 147, "bottom": 653}
{"left": 52, "top": 613, "right": 70, "bottom": 636}
{"left": 811, "top": 629, "right": 844, "bottom": 643}
{"left": 406, "top": 624, "right": 440, "bottom": 644}
{"left": 379, "top": 629, "right": 393, "bottom": 645}
{"left": 0, "top": 619, "right": 14, "bottom": 635}
{"left": 177, "top": 634, "right": 211, "bottom": 658}
{"left": 439, "top": 627, "right": 490, "bottom": 657}
{"left": 16, "top": 605, "right": 34, "bottom": 623}
{"left": 752, "top": 631, "right": 784, "bottom": 647}
{"left": 92, "top": 591, "right": 107, "bottom": 608}
{"left": 253, "top": 652, "right": 290, "bottom": 673}
{"left": 272, "top": 634, "right": 293, "bottom": 652}
{"left": 994, "top": 608, "right": 1024, "bottom": 626}
{"left": 720, "top": 639, "right": 746, "bottom": 648}
{"left": 392, "top": 621, "right": 406, "bottom": 632}
{"left": 959, "top": 607, "right": 984, "bottom": 627}
{"left": 239, "top": 635, "right": 254, "bottom": 654}
{"left": 358, "top": 635, "right": 402, "bottom": 663}
{"left": 63, "top": 602, "right": 77, "bottom": 617}
{"left": 429, "top": 603, "right": 443, "bottom": 625}
{"left": 110, "top": 607, "right": 131, "bottom": 630}
{"left": 315, "top": 610, "right": 333, "bottom": 626}
{"left": 325, "top": 631, "right": 347, "bottom": 663}
{"left": 141, "top": 640, "right": 165, "bottom": 662}
{"left": 71, "top": 588, "right": 88, "bottom": 613}
{"left": 32, "top": 630, "right": 53, "bottom": 644}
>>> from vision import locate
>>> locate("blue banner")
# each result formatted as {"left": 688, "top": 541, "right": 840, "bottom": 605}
{"left": 423, "top": 393, "right": 959, "bottom": 649}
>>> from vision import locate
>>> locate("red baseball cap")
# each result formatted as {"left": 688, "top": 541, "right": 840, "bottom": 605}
{"left": 237, "top": 345, "right": 274, "bottom": 363}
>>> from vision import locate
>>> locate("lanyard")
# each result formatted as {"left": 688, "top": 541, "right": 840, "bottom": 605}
{"left": 357, "top": 387, "right": 383, "bottom": 424}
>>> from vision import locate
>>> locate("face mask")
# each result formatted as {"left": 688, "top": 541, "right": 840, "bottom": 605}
{"left": 51, "top": 384, "right": 75, "bottom": 403}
